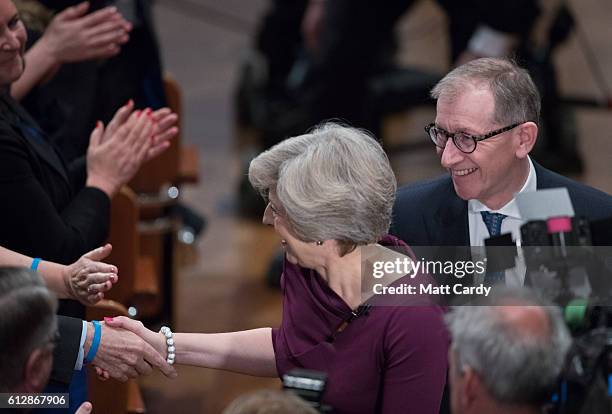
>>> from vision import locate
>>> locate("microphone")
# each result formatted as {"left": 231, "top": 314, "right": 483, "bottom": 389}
{"left": 589, "top": 216, "right": 612, "bottom": 246}
{"left": 547, "top": 216, "right": 573, "bottom": 258}
{"left": 326, "top": 304, "right": 372, "bottom": 343}
{"left": 350, "top": 304, "right": 372, "bottom": 320}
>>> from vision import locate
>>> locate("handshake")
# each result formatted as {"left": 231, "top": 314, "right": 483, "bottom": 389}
{"left": 60, "top": 246, "right": 178, "bottom": 382}
{"left": 83, "top": 317, "right": 177, "bottom": 382}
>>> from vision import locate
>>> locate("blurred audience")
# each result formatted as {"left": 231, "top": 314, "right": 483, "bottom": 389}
{"left": 237, "top": 0, "right": 581, "bottom": 186}
{"left": 222, "top": 389, "right": 317, "bottom": 414}
{"left": 445, "top": 288, "right": 572, "bottom": 414}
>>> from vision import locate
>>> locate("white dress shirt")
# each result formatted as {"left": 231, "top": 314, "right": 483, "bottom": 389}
{"left": 468, "top": 157, "right": 537, "bottom": 285}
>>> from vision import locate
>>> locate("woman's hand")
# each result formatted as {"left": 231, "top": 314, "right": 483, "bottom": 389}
{"left": 86, "top": 101, "right": 166, "bottom": 197}
{"left": 147, "top": 108, "right": 179, "bottom": 161}
{"left": 62, "top": 244, "right": 118, "bottom": 305}
{"left": 37, "top": 1, "right": 131, "bottom": 64}
{"left": 94, "top": 317, "right": 168, "bottom": 380}
{"left": 85, "top": 101, "right": 178, "bottom": 197}
{"left": 105, "top": 316, "right": 166, "bottom": 355}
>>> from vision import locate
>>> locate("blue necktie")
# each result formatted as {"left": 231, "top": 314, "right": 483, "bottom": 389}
{"left": 480, "top": 211, "right": 507, "bottom": 285}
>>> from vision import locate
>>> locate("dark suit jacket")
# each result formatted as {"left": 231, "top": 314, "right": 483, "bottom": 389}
{"left": 0, "top": 91, "right": 110, "bottom": 384}
{"left": 53, "top": 315, "right": 83, "bottom": 384}
{"left": 390, "top": 162, "right": 612, "bottom": 246}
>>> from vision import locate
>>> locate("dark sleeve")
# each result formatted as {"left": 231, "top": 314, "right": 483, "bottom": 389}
{"left": 379, "top": 307, "right": 449, "bottom": 414}
{"left": 51, "top": 315, "right": 82, "bottom": 384}
{"left": 67, "top": 156, "right": 87, "bottom": 191}
{"left": 0, "top": 130, "right": 110, "bottom": 264}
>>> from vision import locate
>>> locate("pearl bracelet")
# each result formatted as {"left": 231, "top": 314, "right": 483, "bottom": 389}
{"left": 160, "top": 326, "right": 176, "bottom": 365}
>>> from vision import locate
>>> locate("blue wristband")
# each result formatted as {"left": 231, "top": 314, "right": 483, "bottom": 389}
{"left": 30, "top": 258, "right": 41, "bottom": 271}
{"left": 85, "top": 320, "right": 102, "bottom": 364}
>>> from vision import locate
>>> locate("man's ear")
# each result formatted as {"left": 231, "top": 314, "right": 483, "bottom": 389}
{"left": 515, "top": 121, "right": 538, "bottom": 159}
{"left": 23, "top": 348, "right": 52, "bottom": 393}
{"left": 462, "top": 367, "right": 481, "bottom": 409}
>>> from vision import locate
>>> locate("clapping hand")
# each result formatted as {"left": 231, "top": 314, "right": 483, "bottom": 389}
{"left": 40, "top": 1, "right": 132, "bottom": 64}
{"left": 86, "top": 100, "right": 179, "bottom": 198}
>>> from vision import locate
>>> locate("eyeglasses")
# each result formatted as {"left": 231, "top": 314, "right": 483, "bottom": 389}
{"left": 425, "top": 122, "right": 523, "bottom": 154}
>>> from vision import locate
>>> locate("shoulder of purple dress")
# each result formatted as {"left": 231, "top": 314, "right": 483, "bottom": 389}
{"left": 379, "top": 234, "right": 409, "bottom": 247}
{"left": 378, "top": 234, "right": 416, "bottom": 259}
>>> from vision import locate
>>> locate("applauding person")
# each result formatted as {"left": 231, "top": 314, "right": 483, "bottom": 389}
{"left": 12, "top": 1, "right": 132, "bottom": 100}
{"left": 0, "top": 0, "right": 178, "bottom": 267}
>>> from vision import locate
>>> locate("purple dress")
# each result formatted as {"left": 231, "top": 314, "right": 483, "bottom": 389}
{"left": 272, "top": 235, "right": 449, "bottom": 414}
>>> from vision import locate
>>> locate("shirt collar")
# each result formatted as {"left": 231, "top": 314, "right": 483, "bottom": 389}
{"left": 468, "top": 157, "right": 537, "bottom": 219}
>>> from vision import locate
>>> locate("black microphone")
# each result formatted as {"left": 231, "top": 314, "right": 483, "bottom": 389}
{"left": 350, "top": 304, "right": 372, "bottom": 320}
{"left": 589, "top": 216, "right": 612, "bottom": 246}
{"left": 484, "top": 233, "right": 516, "bottom": 272}
{"left": 326, "top": 304, "right": 372, "bottom": 343}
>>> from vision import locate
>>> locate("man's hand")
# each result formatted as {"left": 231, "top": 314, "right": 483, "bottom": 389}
{"left": 84, "top": 321, "right": 177, "bottom": 382}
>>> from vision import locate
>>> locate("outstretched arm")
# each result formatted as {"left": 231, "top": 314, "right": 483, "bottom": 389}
{"left": 105, "top": 317, "right": 277, "bottom": 377}
{"left": 0, "top": 244, "right": 117, "bottom": 305}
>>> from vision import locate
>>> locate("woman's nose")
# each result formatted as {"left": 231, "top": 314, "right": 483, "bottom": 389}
{"left": 1, "top": 31, "right": 22, "bottom": 51}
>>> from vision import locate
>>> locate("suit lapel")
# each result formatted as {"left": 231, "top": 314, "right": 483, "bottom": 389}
{"left": 0, "top": 92, "right": 70, "bottom": 185}
{"left": 533, "top": 161, "right": 555, "bottom": 190}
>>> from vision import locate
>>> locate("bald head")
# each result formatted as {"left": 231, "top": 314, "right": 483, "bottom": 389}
{"left": 497, "top": 305, "right": 551, "bottom": 341}
{"left": 446, "top": 288, "right": 571, "bottom": 407}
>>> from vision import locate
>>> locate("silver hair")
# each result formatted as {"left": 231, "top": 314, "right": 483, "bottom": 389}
{"left": 248, "top": 123, "right": 396, "bottom": 252}
{"left": 431, "top": 57, "right": 541, "bottom": 126}
{"left": 445, "top": 288, "right": 571, "bottom": 405}
{"left": 0, "top": 267, "right": 57, "bottom": 391}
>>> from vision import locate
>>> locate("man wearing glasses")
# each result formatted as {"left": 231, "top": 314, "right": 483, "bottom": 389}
{"left": 391, "top": 57, "right": 612, "bottom": 253}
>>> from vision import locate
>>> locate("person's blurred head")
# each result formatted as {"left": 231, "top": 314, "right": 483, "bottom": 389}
{"left": 445, "top": 288, "right": 571, "bottom": 414}
{"left": 429, "top": 58, "right": 540, "bottom": 209}
{"left": 222, "top": 389, "right": 318, "bottom": 414}
{"left": 0, "top": 0, "right": 27, "bottom": 88}
{"left": 0, "top": 267, "right": 57, "bottom": 392}
{"left": 249, "top": 122, "right": 396, "bottom": 268}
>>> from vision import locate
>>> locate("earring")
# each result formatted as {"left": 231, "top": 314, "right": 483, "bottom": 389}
{"left": 316, "top": 241, "right": 323, "bottom": 246}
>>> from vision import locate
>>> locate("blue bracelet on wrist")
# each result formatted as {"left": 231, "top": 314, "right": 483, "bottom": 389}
{"left": 30, "top": 258, "right": 41, "bottom": 271}
{"left": 85, "top": 320, "right": 102, "bottom": 364}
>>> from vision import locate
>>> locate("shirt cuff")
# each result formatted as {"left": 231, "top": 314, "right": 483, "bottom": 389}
{"left": 468, "top": 25, "right": 518, "bottom": 58}
{"left": 74, "top": 320, "right": 87, "bottom": 370}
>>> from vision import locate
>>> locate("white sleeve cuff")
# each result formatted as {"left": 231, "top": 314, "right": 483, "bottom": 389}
{"left": 74, "top": 320, "right": 87, "bottom": 370}
{"left": 468, "top": 25, "right": 518, "bottom": 58}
